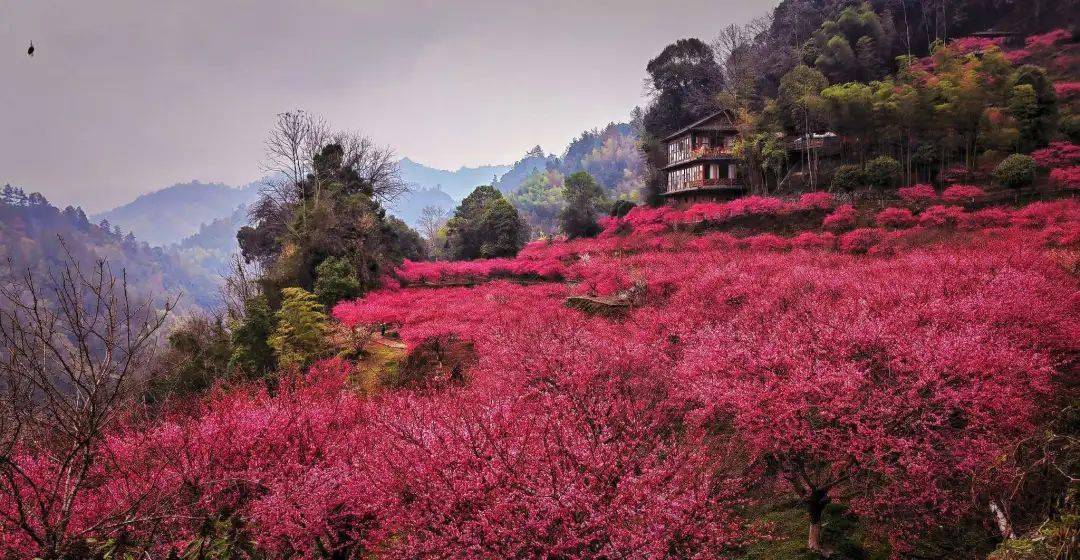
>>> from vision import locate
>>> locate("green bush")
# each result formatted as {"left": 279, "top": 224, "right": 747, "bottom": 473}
{"left": 268, "top": 287, "right": 331, "bottom": 371}
{"left": 559, "top": 171, "right": 606, "bottom": 239}
{"left": 610, "top": 199, "right": 636, "bottom": 218}
{"left": 1060, "top": 113, "right": 1080, "bottom": 144}
{"left": 864, "top": 155, "right": 901, "bottom": 190}
{"left": 831, "top": 165, "right": 865, "bottom": 192}
{"left": 993, "top": 154, "right": 1037, "bottom": 190}
{"left": 313, "top": 256, "right": 361, "bottom": 308}
{"left": 228, "top": 295, "right": 276, "bottom": 378}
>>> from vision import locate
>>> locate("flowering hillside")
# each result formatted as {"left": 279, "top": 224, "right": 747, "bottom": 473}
{"left": 2, "top": 195, "right": 1079, "bottom": 558}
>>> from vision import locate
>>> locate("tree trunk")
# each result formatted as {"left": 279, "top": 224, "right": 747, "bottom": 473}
{"left": 990, "top": 500, "right": 1015, "bottom": 540}
{"left": 806, "top": 488, "right": 832, "bottom": 557}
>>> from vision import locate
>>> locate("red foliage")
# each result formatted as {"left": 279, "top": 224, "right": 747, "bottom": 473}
{"left": 1049, "top": 166, "right": 1080, "bottom": 190}
{"left": 4, "top": 197, "right": 1080, "bottom": 558}
{"left": 822, "top": 204, "right": 857, "bottom": 232}
{"left": 1025, "top": 29, "right": 1071, "bottom": 50}
{"left": 748, "top": 233, "right": 792, "bottom": 252}
{"left": 795, "top": 191, "right": 837, "bottom": 210}
{"left": 791, "top": 231, "right": 837, "bottom": 250}
{"left": 949, "top": 36, "right": 1000, "bottom": 54}
{"left": 1005, "top": 49, "right": 1033, "bottom": 64}
{"left": 876, "top": 207, "right": 918, "bottom": 229}
{"left": 677, "top": 244, "right": 1069, "bottom": 550}
{"left": 839, "top": 227, "right": 884, "bottom": 254}
{"left": 941, "top": 184, "right": 987, "bottom": 204}
{"left": 395, "top": 256, "right": 566, "bottom": 286}
{"left": 1031, "top": 142, "right": 1080, "bottom": 168}
{"left": 898, "top": 184, "right": 939, "bottom": 207}
{"left": 962, "top": 207, "right": 1013, "bottom": 229}
{"left": 919, "top": 205, "right": 967, "bottom": 228}
{"left": 1055, "top": 81, "right": 1080, "bottom": 100}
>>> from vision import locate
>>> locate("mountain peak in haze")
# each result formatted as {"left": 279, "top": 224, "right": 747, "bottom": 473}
{"left": 397, "top": 157, "right": 511, "bottom": 200}
{"left": 93, "top": 179, "right": 262, "bottom": 247}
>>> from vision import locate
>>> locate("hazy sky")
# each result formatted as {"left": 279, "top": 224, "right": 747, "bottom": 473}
{"left": 2, "top": 0, "right": 770, "bottom": 212}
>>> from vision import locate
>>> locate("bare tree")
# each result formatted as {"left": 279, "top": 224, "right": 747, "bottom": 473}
{"left": 260, "top": 110, "right": 408, "bottom": 208}
{"left": 417, "top": 205, "right": 449, "bottom": 258}
{"left": 337, "top": 130, "right": 409, "bottom": 204}
{"left": 712, "top": 16, "right": 771, "bottom": 106}
{"left": 0, "top": 248, "right": 175, "bottom": 558}
{"left": 219, "top": 254, "right": 261, "bottom": 322}
{"left": 261, "top": 110, "right": 317, "bottom": 206}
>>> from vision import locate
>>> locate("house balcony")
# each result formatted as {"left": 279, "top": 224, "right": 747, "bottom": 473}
{"left": 665, "top": 146, "right": 737, "bottom": 169}
{"left": 691, "top": 146, "right": 734, "bottom": 159}
{"left": 664, "top": 177, "right": 744, "bottom": 194}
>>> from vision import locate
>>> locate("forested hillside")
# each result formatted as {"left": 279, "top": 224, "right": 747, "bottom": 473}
{"left": 0, "top": 186, "right": 220, "bottom": 312}
{"left": 505, "top": 123, "right": 644, "bottom": 234}
{"left": 93, "top": 179, "right": 261, "bottom": 246}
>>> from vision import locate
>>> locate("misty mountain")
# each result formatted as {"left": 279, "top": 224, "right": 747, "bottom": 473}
{"left": 387, "top": 186, "right": 456, "bottom": 228}
{"left": 173, "top": 204, "right": 252, "bottom": 276}
{"left": 398, "top": 157, "right": 511, "bottom": 200}
{"left": 0, "top": 186, "right": 220, "bottom": 313}
{"left": 493, "top": 146, "right": 557, "bottom": 194}
{"left": 93, "top": 180, "right": 262, "bottom": 246}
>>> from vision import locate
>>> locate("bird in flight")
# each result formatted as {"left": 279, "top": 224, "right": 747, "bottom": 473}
{"left": 27, "top": 42, "right": 34, "bottom": 57}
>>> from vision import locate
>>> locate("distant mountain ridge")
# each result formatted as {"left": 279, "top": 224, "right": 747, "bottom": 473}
{"left": 397, "top": 158, "right": 511, "bottom": 201}
{"left": 0, "top": 187, "right": 220, "bottom": 313}
{"left": 93, "top": 180, "right": 262, "bottom": 247}
{"left": 388, "top": 186, "right": 456, "bottom": 229}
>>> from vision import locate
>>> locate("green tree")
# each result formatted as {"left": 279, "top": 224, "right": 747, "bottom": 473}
{"left": 239, "top": 114, "right": 425, "bottom": 305}
{"left": 147, "top": 314, "right": 233, "bottom": 401}
{"left": 993, "top": 154, "right": 1037, "bottom": 192}
{"left": 640, "top": 38, "right": 725, "bottom": 205}
{"left": 831, "top": 164, "right": 865, "bottom": 192}
{"left": 779, "top": 65, "right": 830, "bottom": 189}
{"left": 446, "top": 186, "right": 527, "bottom": 260}
{"left": 508, "top": 171, "right": 565, "bottom": 235}
{"left": 822, "top": 81, "right": 875, "bottom": 161}
{"left": 382, "top": 215, "right": 428, "bottom": 263}
{"left": 229, "top": 295, "right": 276, "bottom": 378}
{"left": 478, "top": 198, "right": 527, "bottom": 258}
{"left": 268, "top": 287, "right": 331, "bottom": 371}
{"left": 865, "top": 155, "right": 901, "bottom": 191}
{"left": 805, "top": 3, "right": 888, "bottom": 83}
{"left": 815, "top": 35, "right": 857, "bottom": 83}
{"left": 313, "top": 257, "right": 361, "bottom": 308}
{"left": 1008, "top": 65, "right": 1058, "bottom": 152}
{"left": 559, "top": 172, "right": 606, "bottom": 239}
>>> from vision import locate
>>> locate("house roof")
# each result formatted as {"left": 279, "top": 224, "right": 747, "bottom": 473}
{"left": 661, "top": 110, "right": 738, "bottom": 142}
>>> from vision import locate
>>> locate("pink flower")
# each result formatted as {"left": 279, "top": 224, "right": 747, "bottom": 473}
{"left": 898, "top": 184, "right": 939, "bottom": 207}
{"left": 822, "top": 204, "right": 857, "bottom": 232}
{"left": 796, "top": 191, "right": 836, "bottom": 211}
{"left": 1025, "top": 29, "right": 1071, "bottom": 50}
{"left": 941, "top": 184, "right": 986, "bottom": 204}
{"left": 876, "top": 207, "right": 917, "bottom": 229}
{"left": 1032, "top": 142, "right": 1080, "bottom": 168}
{"left": 1049, "top": 166, "right": 1080, "bottom": 190}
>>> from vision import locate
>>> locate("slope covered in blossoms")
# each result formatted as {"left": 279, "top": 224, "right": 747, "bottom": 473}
{"left": 2, "top": 195, "right": 1078, "bottom": 558}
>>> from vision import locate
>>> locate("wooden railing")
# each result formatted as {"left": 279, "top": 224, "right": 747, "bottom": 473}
{"left": 667, "top": 177, "right": 742, "bottom": 192}
{"left": 690, "top": 146, "right": 733, "bottom": 159}
{"left": 669, "top": 146, "right": 735, "bottom": 164}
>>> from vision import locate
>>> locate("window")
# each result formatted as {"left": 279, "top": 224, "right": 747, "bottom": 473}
{"left": 667, "top": 164, "right": 704, "bottom": 192}
{"left": 667, "top": 135, "right": 692, "bottom": 164}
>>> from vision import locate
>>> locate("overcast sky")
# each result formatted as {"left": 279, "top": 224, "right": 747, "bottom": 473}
{"left": 2, "top": 0, "right": 770, "bottom": 212}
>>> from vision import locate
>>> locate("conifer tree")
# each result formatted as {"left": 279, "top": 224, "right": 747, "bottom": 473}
{"left": 268, "top": 287, "right": 330, "bottom": 371}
